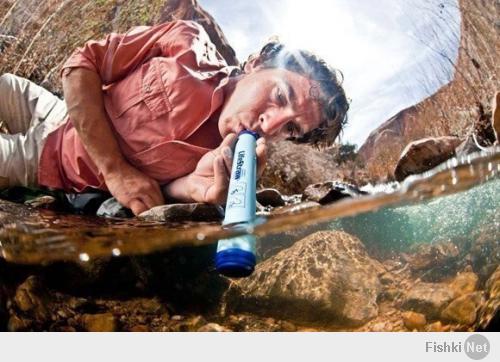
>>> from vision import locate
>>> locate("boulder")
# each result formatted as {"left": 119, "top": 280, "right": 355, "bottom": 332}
{"left": 402, "top": 282, "right": 456, "bottom": 319}
{"left": 227, "top": 230, "right": 383, "bottom": 326}
{"left": 12, "top": 276, "right": 50, "bottom": 325}
{"left": 401, "top": 241, "right": 460, "bottom": 280}
{"left": 139, "top": 203, "right": 224, "bottom": 222}
{"left": 394, "top": 136, "right": 462, "bottom": 181}
{"left": 449, "top": 271, "right": 479, "bottom": 297}
{"left": 441, "top": 292, "right": 484, "bottom": 325}
{"left": 302, "top": 181, "right": 367, "bottom": 205}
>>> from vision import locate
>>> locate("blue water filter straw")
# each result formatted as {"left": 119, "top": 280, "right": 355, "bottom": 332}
{"left": 215, "top": 130, "right": 259, "bottom": 278}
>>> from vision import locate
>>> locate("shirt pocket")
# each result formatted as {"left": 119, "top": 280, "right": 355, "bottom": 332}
{"left": 109, "top": 58, "right": 172, "bottom": 126}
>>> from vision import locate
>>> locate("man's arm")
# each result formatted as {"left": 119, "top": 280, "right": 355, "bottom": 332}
{"left": 62, "top": 68, "right": 164, "bottom": 215}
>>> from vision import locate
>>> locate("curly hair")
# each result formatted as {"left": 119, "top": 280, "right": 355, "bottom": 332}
{"left": 243, "top": 41, "right": 350, "bottom": 148}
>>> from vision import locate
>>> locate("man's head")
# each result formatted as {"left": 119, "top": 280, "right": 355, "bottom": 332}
{"left": 218, "top": 40, "right": 349, "bottom": 148}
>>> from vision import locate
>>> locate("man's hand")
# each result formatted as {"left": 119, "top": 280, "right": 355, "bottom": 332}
{"left": 104, "top": 160, "right": 164, "bottom": 215}
{"left": 163, "top": 133, "right": 267, "bottom": 205}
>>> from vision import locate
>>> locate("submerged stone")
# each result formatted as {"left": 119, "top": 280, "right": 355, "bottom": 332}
{"left": 81, "top": 313, "right": 117, "bottom": 332}
{"left": 402, "top": 311, "right": 427, "bottom": 331}
{"left": 449, "top": 271, "right": 479, "bottom": 297}
{"left": 441, "top": 292, "right": 484, "bottom": 325}
{"left": 402, "top": 282, "right": 456, "bottom": 319}
{"left": 227, "top": 230, "right": 383, "bottom": 326}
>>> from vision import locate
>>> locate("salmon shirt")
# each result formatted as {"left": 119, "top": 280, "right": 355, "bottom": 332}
{"left": 38, "top": 20, "right": 238, "bottom": 192}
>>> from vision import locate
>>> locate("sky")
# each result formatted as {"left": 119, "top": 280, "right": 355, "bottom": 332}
{"left": 199, "top": 0, "right": 460, "bottom": 146}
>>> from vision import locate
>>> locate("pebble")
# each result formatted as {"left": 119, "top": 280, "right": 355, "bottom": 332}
{"left": 402, "top": 311, "right": 427, "bottom": 331}
{"left": 82, "top": 313, "right": 117, "bottom": 332}
{"left": 197, "top": 323, "right": 232, "bottom": 332}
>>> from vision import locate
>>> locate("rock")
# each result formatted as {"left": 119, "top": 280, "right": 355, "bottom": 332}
{"left": 279, "top": 321, "right": 297, "bottom": 332}
{"left": 96, "top": 197, "right": 133, "bottom": 218}
{"left": 493, "top": 91, "right": 500, "bottom": 143}
{"left": 394, "top": 137, "right": 462, "bottom": 181}
{"left": 7, "top": 315, "right": 32, "bottom": 331}
{"left": 228, "top": 230, "right": 383, "bottom": 326}
{"left": 425, "top": 321, "right": 449, "bottom": 332}
{"left": 402, "top": 311, "right": 427, "bottom": 331}
{"left": 302, "top": 181, "right": 366, "bottom": 205}
{"left": 139, "top": 203, "right": 224, "bottom": 222}
{"left": 259, "top": 141, "right": 348, "bottom": 195}
{"left": 24, "top": 195, "right": 57, "bottom": 209}
{"left": 402, "top": 282, "right": 456, "bottom": 319}
{"left": 82, "top": 313, "right": 117, "bottom": 332}
{"left": 129, "top": 325, "right": 149, "bottom": 332}
{"left": 402, "top": 241, "right": 460, "bottom": 279}
{"left": 441, "top": 292, "right": 484, "bottom": 325}
{"left": 270, "top": 201, "right": 321, "bottom": 216}
{"left": 256, "top": 188, "right": 285, "bottom": 207}
{"left": 197, "top": 323, "right": 232, "bottom": 332}
{"left": 449, "top": 272, "right": 479, "bottom": 297}
{"left": 476, "top": 265, "right": 500, "bottom": 330}
{"left": 13, "top": 276, "right": 50, "bottom": 324}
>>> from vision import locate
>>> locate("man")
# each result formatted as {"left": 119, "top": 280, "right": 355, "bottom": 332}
{"left": 0, "top": 20, "right": 349, "bottom": 216}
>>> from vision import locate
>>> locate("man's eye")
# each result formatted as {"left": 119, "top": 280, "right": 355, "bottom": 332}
{"left": 276, "top": 88, "right": 286, "bottom": 106}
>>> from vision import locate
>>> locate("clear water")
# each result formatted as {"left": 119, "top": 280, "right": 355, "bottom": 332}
{"left": 0, "top": 147, "right": 498, "bottom": 265}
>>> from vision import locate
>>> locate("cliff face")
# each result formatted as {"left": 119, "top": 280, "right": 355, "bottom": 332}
{"left": 0, "top": 0, "right": 238, "bottom": 94}
{"left": 359, "top": 0, "right": 498, "bottom": 180}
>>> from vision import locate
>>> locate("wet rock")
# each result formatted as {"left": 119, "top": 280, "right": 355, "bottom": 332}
{"left": 270, "top": 201, "right": 321, "bottom": 216}
{"left": 228, "top": 230, "right": 383, "bottom": 326}
{"left": 302, "top": 181, "right": 366, "bottom": 205}
{"left": 256, "top": 188, "right": 285, "bottom": 207}
{"left": 476, "top": 265, "right": 500, "bottom": 330}
{"left": 197, "top": 323, "right": 232, "bottom": 332}
{"left": 449, "top": 271, "right": 479, "bottom": 297}
{"left": 96, "top": 197, "right": 132, "bottom": 218}
{"left": 402, "top": 282, "right": 456, "bottom": 319}
{"left": 81, "top": 313, "right": 117, "bottom": 332}
{"left": 129, "top": 325, "right": 149, "bottom": 332}
{"left": 402, "top": 311, "right": 427, "bottom": 331}
{"left": 441, "top": 292, "right": 484, "bottom": 325}
{"left": 13, "top": 276, "right": 50, "bottom": 324}
{"left": 393, "top": 136, "right": 462, "bottom": 181}
{"left": 425, "top": 321, "right": 450, "bottom": 332}
{"left": 7, "top": 315, "right": 32, "bottom": 331}
{"left": 402, "top": 241, "right": 460, "bottom": 279}
{"left": 493, "top": 91, "right": 500, "bottom": 143}
{"left": 24, "top": 195, "right": 57, "bottom": 209}
{"left": 139, "top": 203, "right": 224, "bottom": 222}
{"left": 466, "top": 225, "right": 500, "bottom": 281}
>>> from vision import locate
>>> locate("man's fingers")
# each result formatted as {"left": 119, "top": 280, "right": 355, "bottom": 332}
{"left": 129, "top": 199, "right": 148, "bottom": 216}
{"left": 212, "top": 155, "right": 229, "bottom": 204}
{"left": 148, "top": 181, "right": 165, "bottom": 206}
{"left": 219, "top": 132, "right": 237, "bottom": 151}
{"left": 221, "top": 146, "right": 233, "bottom": 176}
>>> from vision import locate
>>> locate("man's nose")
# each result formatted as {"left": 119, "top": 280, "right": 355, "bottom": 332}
{"left": 259, "top": 110, "right": 289, "bottom": 137}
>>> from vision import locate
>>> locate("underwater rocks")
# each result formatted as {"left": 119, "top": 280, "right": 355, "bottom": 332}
{"left": 82, "top": 313, "right": 117, "bottom": 332}
{"left": 393, "top": 136, "right": 462, "bottom": 181}
{"left": 401, "top": 311, "right": 427, "bottom": 331}
{"left": 476, "top": 265, "right": 500, "bottom": 330}
{"left": 401, "top": 241, "right": 460, "bottom": 280}
{"left": 302, "top": 181, "right": 367, "bottom": 205}
{"left": 402, "top": 282, "right": 456, "bottom": 319}
{"left": 227, "top": 230, "right": 383, "bottom": 326}
{"left": 441, "top": 292, "right": 485, "bottom": 325}
{"left": 139, "top": 203, "right": 224, "bottom": 222}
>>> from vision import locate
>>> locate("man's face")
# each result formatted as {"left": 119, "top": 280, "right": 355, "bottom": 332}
{"left": 218, "top": 68, "right": 322, "bottom": 141}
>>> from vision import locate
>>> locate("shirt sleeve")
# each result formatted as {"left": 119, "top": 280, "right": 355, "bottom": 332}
{"left": 61, "top": 20, "right": 217, "bottom": 85}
